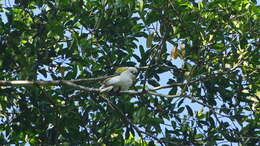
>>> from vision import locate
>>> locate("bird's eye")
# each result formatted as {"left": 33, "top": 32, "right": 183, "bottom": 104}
{"left": 131, "top": 70, "right": 137, "bottom": 74}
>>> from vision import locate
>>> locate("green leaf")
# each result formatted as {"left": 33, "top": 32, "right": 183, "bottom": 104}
{"left": 169, "top": 86, "right": 177, "bottom": 95}
{"left": 134, "top": 107, "right": 146, "bottom": 123}
{"left": 198, "top": 2, "right": 203, "bottom": 10}
{"left": 177, "top": 107, "right": 185, "bottom": 113}
{"left": 38, "top": 69, "right": 47, "bottom": 78}
{"left": 148, "top": 79, "right": 160, "bottom": 87}
{"left": 177, "top": 98, "right": 184, "bottom": 107}
{"left": 209, "top": 116, "right": 215, "bottom": 127}
{"left": 185, "top": 105, "right": 193, "bottom": 116}
{"left": 139, "top": 45, "right": 145, "bottom": 58}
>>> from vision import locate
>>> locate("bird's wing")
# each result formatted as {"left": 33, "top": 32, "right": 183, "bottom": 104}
{"left": 103, "top": 76, "right": 121, "bottom": 86}
{"left": 100, "top": 86, "right": 114, "bottom": 93}
{"left": 99, "top": 76, "right": 121, "bottom": 93}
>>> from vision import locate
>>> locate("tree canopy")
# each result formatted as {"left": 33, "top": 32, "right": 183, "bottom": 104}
{"left": 0, "top": 0, "right": 259, "bottom": 145}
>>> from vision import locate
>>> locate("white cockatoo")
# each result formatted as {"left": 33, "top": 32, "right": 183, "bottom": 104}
{"left": 99, "top": 67, "right": 138, "bottom": 93}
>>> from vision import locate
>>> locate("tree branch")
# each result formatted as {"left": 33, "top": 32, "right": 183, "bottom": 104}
{"left": 0, "top": 75, "right": 115, "bottom": 86}
{"left": 61, "top": 81, "right": 100, "bottom": 93}
{"left": 1, "top": 79, "right": 240, "bottom": 119}
{"left": 0, "top": 76, "right": 239, "bottom": 113}
{"left": 149, "top": 70, "right": 236, "bottom": 91}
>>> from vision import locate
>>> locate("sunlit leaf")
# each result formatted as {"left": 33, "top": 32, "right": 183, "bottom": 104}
{"left": 171, "top": 46, "right": 178, "bottom": 59}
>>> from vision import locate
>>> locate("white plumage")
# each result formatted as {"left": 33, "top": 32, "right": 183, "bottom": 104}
{"left": 99, "top": 67, "right": 138, "bottom": 92}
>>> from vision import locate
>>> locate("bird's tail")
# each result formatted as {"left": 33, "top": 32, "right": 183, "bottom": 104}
{"left": 99, "top": 85, "right": 114, "bottom": 93}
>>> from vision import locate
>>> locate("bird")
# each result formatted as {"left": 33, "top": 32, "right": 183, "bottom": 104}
{"left": 99, "top": 67, "right": 138, "bottom": 93}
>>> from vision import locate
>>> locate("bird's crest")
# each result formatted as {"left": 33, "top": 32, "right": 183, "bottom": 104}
{"left": 115, "top": 67, "right": 129, "bottom": 73}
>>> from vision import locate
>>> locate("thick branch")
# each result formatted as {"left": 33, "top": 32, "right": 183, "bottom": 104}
{"left": 0, "top": 79, "right": 237, "bottom": 116}
{"left": 61, "top": 81, "right": 100, "bottom": 93}
{"left": 0, "top": 75, "right": 115, "bottom": 86}
{"left": 0, "top": 78, "right": 182, "bottom": 97}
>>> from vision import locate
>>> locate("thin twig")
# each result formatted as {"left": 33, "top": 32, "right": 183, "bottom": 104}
{"left": 98, "top": 94, "right": 164, "bottom": 145}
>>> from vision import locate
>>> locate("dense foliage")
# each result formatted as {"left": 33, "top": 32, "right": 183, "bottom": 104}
{"left": 0, "top": 0, "right": 259, "bottom": 145}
